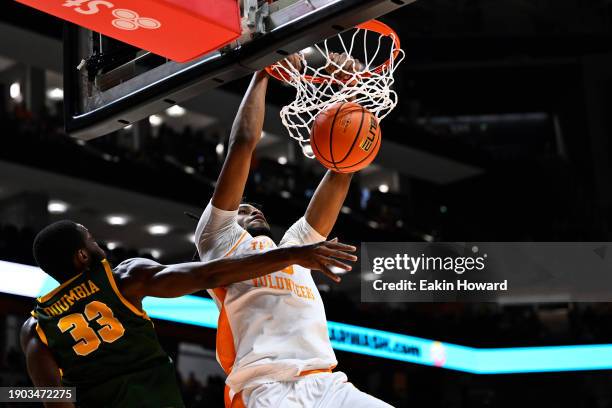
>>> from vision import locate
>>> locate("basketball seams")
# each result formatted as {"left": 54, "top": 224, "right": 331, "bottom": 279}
{"left": 335, "top": 127, "right": 381, "bottom": 172}
{"left": 310, "top": 102, "right": 381, "bottom": 173}
{"left": 328, "top": 102, "right": 347, "bottom": 171}
{"left": 335, "top": 105, "right": 366, "bottom": 165}
{"left": 310, "top": 112, "right": 335, "bottom": 165}
{"left": 312, "top": 136, "right": 335, "bottom": 165}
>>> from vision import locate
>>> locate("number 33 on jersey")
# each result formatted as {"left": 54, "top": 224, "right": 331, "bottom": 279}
{"left": 32, "top": 259, "right": 170, "bottom": 385}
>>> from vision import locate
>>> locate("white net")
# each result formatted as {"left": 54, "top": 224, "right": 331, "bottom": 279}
{"left": 268, "top": 21, "right": 405, "bottom": 158}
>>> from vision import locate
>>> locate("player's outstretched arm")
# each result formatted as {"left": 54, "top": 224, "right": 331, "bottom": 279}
{"left": 211, "top": 71, "right": 269, "bottom": 211}
{"left": 305, "top": 171, "right": 353, "bottom": 238}
{"left": 20, "top": 318, "right": 75, "bottom": 408}
{"left": 119, "top": 240, "right": 356, "bottom": 301}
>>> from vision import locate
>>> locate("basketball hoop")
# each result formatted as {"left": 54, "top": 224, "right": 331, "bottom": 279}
{"left": 266, "top": 20, "right": 404, "bottom": 158}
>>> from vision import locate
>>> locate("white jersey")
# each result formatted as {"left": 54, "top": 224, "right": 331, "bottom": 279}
{"left": 195, "top": 202, "right": 337, "bottom": 393}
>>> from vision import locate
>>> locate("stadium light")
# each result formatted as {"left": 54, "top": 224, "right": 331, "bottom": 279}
{"left": 47, "top": 200, "right": 69, "bottom": 214}
{"left": 302, "top": 47, "right": 315, "bottom": 55}
{"left": 166, "top": 105, "right": 186, "bottom": 117}
{"left": 106, "top": 215, "right": 129, "bottom": 226}
{"left": 149, "top": 114, "right": 163, "bottom": 127}
{"left": 148, "top": 224, "right": 170, "bottom": 235}
{"left": 46, "top": 88, "right": 64, "bottom": 101}
{"left": 10, "top": 82, "right": 22, "bottom": 102}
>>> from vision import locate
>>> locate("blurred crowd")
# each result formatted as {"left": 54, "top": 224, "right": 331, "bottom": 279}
{"left": 0, "top": 104, "right": 442, "bottom": 245}
{"left": 2, "top": 104, "right": 612, "bottom": 350}
{"left": 0, "top": 224, "right": 35, "bottom": 266}
{"left": 2, "top": 96, "right": 602, "bottom": 250}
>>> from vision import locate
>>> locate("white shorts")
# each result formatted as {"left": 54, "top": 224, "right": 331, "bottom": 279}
{"left": 235, "top": 372, "right": 394, "bottom": 408}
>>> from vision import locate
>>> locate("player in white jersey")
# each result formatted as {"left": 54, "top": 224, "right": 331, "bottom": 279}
{"left": 195, "top": 56, "right": 393, "bottom": 408}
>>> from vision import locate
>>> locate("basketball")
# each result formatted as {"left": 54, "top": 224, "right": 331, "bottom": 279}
{"left": 310, "top": 102, "right": 381, "bottom": 173}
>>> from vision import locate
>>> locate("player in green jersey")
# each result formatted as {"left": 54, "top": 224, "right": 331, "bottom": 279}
{"left": 20, "top": 220, "right": 356, "bottom": 408}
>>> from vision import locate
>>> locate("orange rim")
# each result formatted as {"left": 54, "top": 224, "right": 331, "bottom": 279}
{"left": 265, "top": 20, "right": 401, "bottom": 84}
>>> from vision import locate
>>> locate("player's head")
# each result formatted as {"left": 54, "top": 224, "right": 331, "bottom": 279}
{"left": 33, "top": 220, "right": 106, "bottom": 282}
{"left": 238, "top": 202, "right": 272, "bottom": 238}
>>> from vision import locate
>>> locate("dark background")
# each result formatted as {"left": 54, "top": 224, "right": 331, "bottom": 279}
{"left": 1, "top": 0, "right": 612, "bottom": 406}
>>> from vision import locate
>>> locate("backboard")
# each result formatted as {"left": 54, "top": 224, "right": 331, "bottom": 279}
{"left": 63, "top": 0, "right": 416, "bottom": 140}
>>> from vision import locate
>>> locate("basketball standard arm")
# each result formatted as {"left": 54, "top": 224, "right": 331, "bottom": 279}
{"left": 20, "top": 318, "right": 75, "bottom": 408}
{"left": 210, "top": 71, "right": 269, "bottom": 211}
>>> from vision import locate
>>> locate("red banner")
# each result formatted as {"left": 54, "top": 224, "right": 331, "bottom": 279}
{"left": 16, "top": 0, "right": 241, "bottom": 62}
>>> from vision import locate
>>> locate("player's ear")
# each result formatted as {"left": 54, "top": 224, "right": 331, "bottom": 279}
{"left": 75, "top": 248, "right": 89, "bottom": 266}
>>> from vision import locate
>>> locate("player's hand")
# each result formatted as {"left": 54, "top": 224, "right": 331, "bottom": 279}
{"left": 290, "top": 238, "right": 357, "bottom": 283}
{"left": 325, "top": 52, "right": 364, "bottom": 83}
{"left": 277, "top": 53, "right": 303, "bottom": 72}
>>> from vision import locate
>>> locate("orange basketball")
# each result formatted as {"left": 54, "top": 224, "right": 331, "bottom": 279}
{"left": 310, "top": 102, "right": 381, "bottom": 173}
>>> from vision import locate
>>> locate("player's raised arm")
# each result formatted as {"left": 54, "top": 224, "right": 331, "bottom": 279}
{"left": 20, "top": 318, "right": 75, "bottom": 408}
{"left": 119, "top": 239, "right": 356, "bottom": 301}
{"left": 304, "top": 171, "right": 353, "bottom": 238}
{"left": 212, "top": 55, "right": 302, "bottom": 211}
{"left": 196, "top": 56, "right": 304, "bottom": 261}
{"left": 211, "top": 70, "right": 269, "bottom": 211}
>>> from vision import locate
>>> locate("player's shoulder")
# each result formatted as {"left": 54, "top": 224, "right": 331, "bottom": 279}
{"left": 111, "top": 258, "right": 164, "bottom": 301}
{"left": 19, "top": 316, "right": 38, "bottom": 349}
{"left": 113, "top": 257, "right": 162, "bottom": 279}
{"left": 116, "top": 257, "right": 161, "bottom": 268}
{"left": 230, "top": 230, "right": 256, "bottom": 251}
{"left": 21, "top": 316, "right": 37, "bottom": 334}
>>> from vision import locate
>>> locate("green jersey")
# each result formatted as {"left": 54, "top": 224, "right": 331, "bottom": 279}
{"left": 33, "top": 259, "right": 184, "bottom": 408}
